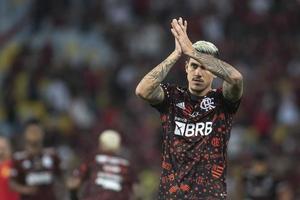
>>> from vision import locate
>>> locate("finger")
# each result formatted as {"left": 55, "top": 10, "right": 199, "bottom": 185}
{"left": 178, "top": 17, "right": 183, "bottom": 26}
{"left": 184, "top": 20, "right": 188, "bottom": 31}
{"left": 171, "top": 28, "right": 180, "bottom": 39}
{"left": 171, "top": 19, "right": 178, "bottom": 28}
{"left": 178, "top": 17, "right": 184, "bottom": 28}
{"left": 171, "top": 20, "right": 180, "bottom": 35}
{"left": 172, "top": 25, "right": 183, "bottom": 39}
{"left": 172, "top": 19, "right": 184, "bottom": 35}
{"left": 179, "top": 17, "right": 186, "bottom": 31}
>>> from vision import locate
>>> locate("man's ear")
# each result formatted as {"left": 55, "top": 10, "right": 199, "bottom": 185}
{"left": 185, "top": 61, "right": 189, "bottom": 73}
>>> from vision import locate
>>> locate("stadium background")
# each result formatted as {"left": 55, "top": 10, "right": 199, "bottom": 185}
{"left": 0, "top": 0, "right": 299, "bottom": 199}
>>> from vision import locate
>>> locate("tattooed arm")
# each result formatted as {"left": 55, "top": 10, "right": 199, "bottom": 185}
{"left": 190, "top": 52, "right": 243, "bottom": 102}
{"left": 136, "top": 18, "right": 187, "bottom": 104}
{"left": 170, "top": 18, "right": 243, "bottom": 102}
{"left": 135, "top": 51, "right": 180, "bottom": 104}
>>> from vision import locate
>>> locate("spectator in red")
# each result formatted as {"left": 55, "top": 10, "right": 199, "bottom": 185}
{"left": 9, "top": 120, "right": 62, "bottom": 200}
{"left": 0, "top": 136, "right": 19, "bottom": 200}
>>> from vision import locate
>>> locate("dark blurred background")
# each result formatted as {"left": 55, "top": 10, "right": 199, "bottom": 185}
{"left": 0, "top": 0, "right": 300, "bottom": 199}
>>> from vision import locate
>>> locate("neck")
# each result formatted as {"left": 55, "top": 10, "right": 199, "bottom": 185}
{"left": 27, "top": 147, "right": 42, "bottom": 156}
{"left": 99, "top": 147, "right": 119, "bottom": 154}
{"left": 189, "top": 86, "right": 212, "bottom": 97}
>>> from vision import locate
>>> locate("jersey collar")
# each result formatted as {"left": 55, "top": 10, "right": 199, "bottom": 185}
{"left": 187, "top": 88, "right": 213, "bottom": 102}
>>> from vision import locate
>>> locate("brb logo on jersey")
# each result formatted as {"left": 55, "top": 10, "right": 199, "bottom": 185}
{"left": 174, "top": 121, "right": 213, "bottom": 137}
{"left": 200, "top": 97, "right": 215, "bottom": 111}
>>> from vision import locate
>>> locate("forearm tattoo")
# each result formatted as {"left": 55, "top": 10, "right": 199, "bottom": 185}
{"left": 191, "top": 50, "right": 243, "bottom": 101}
{"left": 140, "top": 53, "right": 179, "bottom": 103}
{"left": 191, "top": 51, "right": 234, "bottom": 83}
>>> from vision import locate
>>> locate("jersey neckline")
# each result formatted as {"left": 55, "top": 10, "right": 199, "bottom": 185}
{"left": 187, "top": 88, "right": 214, "bottom": 102}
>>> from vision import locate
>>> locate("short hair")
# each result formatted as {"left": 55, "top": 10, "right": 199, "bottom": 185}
{"left": 192, "top": 41, "right": 219, "bottom": 57}
{"left": 99, "top": 129, "right": 121, "bottom": 152}
{"left": 23, "top": 118, "right": 41, "bottom": 130}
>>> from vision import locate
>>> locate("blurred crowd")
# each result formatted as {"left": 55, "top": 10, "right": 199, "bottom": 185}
{"left": 0, "top": 0, "right": 300, "bottom": 199}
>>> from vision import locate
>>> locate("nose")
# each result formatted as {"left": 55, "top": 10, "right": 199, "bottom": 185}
{"left": 195, "top": 67, "right": 203, "bottom": 76}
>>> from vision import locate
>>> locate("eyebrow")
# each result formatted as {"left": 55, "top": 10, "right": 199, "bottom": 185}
{"left": 191, "top": 62, "right": 200, "bottom": 66}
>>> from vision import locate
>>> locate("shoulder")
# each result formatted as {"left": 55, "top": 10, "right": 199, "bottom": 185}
{"left": 161, "top": 83, "right": 186, "bottom": 96}
{"left": 212, "top": 88, "right": 241, "bottom": 114}
{"left": 43, "top": 148, "right": 57, "bottom": 155}
{"left": 210, "top": 88, "right": 222, "bottom": 96}
{"left": 175, "top": 85, "right": 186, "bottom": 94}
{"left": 205, "top": 88, "right": 223, "bottom": 103}
{"left": 43, "top": 148, "right": 60, "bottom": 160}
{"left": 95, "top": 153, "right": 130, "bottom": 166}
{"left": 152, "top": 84, "right": 187, "bottom": 112}
{"left": 13, "top": 151, "right": 28, "bottom": 161}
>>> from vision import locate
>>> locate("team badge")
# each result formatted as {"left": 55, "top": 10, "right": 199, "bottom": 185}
{"left": 200, "top": 97, "right": 215, "bottom": 111}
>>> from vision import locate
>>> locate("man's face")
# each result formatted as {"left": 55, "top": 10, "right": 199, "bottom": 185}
{"left": 24, "top": 125, "right": 44, "bottom": 155}
{"left": 185, "top": 58, "right": 214, "bottom": 94}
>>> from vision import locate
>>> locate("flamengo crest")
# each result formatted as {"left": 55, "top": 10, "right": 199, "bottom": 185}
{"left": 200, "top": 97, "right": 215, "bottom": 111}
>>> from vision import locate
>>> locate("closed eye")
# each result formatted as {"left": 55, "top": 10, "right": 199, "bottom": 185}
{"left": 191, "top": 63, "right": 206, "bottom": 70}
{"left": 191, "top": 63, "right": 199, "bottom": 69}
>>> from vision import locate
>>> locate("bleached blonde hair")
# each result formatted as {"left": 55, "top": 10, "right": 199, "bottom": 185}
{"left": 192, "top": 41, "right": 219, "bottom": 57}
{"left": 99, "top": 129, "right": 121, "bottom": 152}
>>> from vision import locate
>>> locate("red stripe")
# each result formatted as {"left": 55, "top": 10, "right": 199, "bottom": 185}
{"left": 212, "top": 171, "right": 222, "bottom": 175}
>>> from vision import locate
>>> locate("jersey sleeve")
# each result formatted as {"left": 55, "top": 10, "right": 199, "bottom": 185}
{"left": 53, "top": 153, "right": 62, "bottom": 176}
{"left": 150, "top": 83, "right": 175, "bottom": 113}
{"left": 10, "top": 158, "right": 23, "bottom": 183}
{"left": 217, "top": 88, "right": 241, "bottom": 114}
{"left": 45, "top": 148, "right": 62, "bottom": 176}
{"left": 72, "top": 162, "right": 89, "bottom": 181}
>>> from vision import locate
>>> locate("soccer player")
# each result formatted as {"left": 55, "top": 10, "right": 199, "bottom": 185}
{"left": 9, "top": 120, "right": 62, "bottom": 200}
{"left": 243, "top": 153, "right": 278, "bottom": 200}
{"left": 67, "top": 129, "right": 136, "bottom": 200}
{"left": 0, "top": 136, "right": 19, "bottom": 200}
{"left": 135, "top": 17, "right": 243, "bottom": 199}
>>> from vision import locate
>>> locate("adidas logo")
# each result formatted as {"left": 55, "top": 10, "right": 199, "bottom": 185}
{"left": 176, "top": 102, "right": 185, "bottom": 110}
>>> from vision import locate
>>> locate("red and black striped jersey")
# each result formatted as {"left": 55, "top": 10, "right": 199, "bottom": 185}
{"left": 73, "top": 152, "right": 135, "bottom": 200}
{"left": 10, "top": 149, "right": 61, "bottom": 200}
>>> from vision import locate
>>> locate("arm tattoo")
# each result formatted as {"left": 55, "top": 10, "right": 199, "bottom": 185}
{"left": 145, "top": 57, "right": 177, "bottom": 85}
{"left": 191, "top": 51, "right": 235, "bottom": 83}
{"left": 191, "top": 50, "right": 243, "bottom": 102}
{"left": 137, "top": 52, "right": 179, "bottom": 104}
{"left": 223, "top": 80, "right": 243, "bottom": 102}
